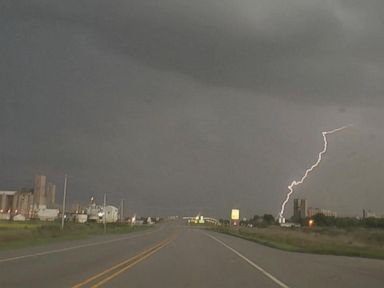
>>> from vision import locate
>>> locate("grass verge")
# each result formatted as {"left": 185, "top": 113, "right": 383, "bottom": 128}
{"left": 0, "top": 221, "right": 151, "bottom": 251}
{"left": 210, "top": 225, "right": 384, "bottom": 260}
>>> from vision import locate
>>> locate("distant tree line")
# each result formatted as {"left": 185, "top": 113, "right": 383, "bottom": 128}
{"left": 219, "top": 213, "right": 384, "bottom": 229}
{"left": 302, "top": 214, "right": 384, "bottom": 229}
{"left": 219, "top": 214, "right": 276, "bottom": 227}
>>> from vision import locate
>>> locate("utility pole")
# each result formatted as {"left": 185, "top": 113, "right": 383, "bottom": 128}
{"left": 61, "top": 174, "right": 68, "bottom": 230}
{"left": 103, "top": 192, "right": 107, "bottom": 234}
{"left": 120, "top": 199, "right": 124, "bottom": 222}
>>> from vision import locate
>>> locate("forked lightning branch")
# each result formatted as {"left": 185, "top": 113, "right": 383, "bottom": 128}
{"left": 278, "top": 125, "right": 351, "bottom": 223}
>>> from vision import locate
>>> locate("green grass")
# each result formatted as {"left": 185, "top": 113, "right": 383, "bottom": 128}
{"left": 211, "top": 226, "right": 384, "bottom": 260}
{"left": 0, "top": 221, "right": 150, "bottom": 250}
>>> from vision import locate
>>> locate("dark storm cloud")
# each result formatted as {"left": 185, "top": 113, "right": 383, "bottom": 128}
{"left": 4, "top": 0, "right": 382, "bottom": 105}
{"left": 1, "top": 1, "right": 384, "bottom": 217}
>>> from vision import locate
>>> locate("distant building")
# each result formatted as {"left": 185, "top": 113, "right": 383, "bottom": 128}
{"left": 75, "top": 214, "right": 88, "bottom": 223}
{"left": 15, "top": 188, "right": 34, "bottom": 217}
{"left": 0, "top": 191, "right": 18, "bottom": 213}
{"left": 86, "top": 197, "right": 101, "bottom": 222}
{"left": 0, "top": 189, "right": 34, "bottom": 218}
{"left": 13, "top": 214, "right": 26, "bottom": 221}
{"left": 363, "top": 209, "right": 377, "bottom": 219}
{"left": 102, "top": 206, "right": 119, "bottom": 223}
{"left": 293, "top": 198, "right": 308, "bottom": 221}
{"left": 1, "top": 175, "right": 56, "bottom": 219}
{"left": 34, "top": 175, "right": 47, "bottom": 209}
{"left": 308, "top": 207, "right": 337, "bottom": 218}
{"left": 37, "top": 207, "right": 59, "bottom": 221}
{"left": 46, "top": 183, "right": 56, "bottom": 209}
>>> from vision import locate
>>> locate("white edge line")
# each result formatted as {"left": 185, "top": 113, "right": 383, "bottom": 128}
{"left": 205, "top": 233, "right": 291, "bottom": 288}
{"left": 0, "top": 226, "right": 162, "bottom": 263}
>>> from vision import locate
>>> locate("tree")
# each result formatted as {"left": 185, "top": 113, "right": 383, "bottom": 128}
{"left": 312, "top": 214, "right": 337, "bottom": 226}
{"left": 312, "top": 213, "right": 328, "bottom": 226}
{"left": 219, "top": 218, "right": 230, "bottom": 226}
{"left": 263, "top": 214, "right": 275, "bottom": 225}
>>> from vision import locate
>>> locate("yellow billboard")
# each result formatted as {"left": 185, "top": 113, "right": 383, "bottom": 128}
{"left": 231, "top": 209, "right": 240, "bottom": 220}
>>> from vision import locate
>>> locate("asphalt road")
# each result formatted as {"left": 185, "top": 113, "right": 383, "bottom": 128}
{"left": 0, "top": 222, "right": 383, "bottom": 287}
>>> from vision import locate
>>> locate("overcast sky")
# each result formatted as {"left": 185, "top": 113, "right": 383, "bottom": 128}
{"left": 1, "top": 1, "right": 383, "bottom": 218}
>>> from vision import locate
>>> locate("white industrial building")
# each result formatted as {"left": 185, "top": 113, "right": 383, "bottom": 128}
{"left": 101, "top": 206, "right": 119, "bottom": 223}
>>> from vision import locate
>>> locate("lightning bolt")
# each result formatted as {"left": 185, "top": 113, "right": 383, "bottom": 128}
{"left": 278, "top": 125, "right": 352, "bottom": 221}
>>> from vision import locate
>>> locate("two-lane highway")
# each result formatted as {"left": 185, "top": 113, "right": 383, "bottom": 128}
{"left": 0, "top": 222, "right": 383, "bottom": 287}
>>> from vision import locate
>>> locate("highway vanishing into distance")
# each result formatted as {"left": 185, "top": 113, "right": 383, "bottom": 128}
{"left": 0, "top": 222, "right": 383, "bottom": 288}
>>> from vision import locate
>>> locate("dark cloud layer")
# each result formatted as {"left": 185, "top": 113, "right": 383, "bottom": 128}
{"left": 1, "top": 1, "right": 383, "bottom": 217}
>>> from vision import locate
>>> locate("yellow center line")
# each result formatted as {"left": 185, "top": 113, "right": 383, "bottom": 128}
{"left": 91, "top": 240, "right": 173, "bottom": 288}
{"left": 71, "top": 241, "right": 167, "bottom": 288}
{"left": 72, "top": 232, "right": 178, "bottom": 288}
